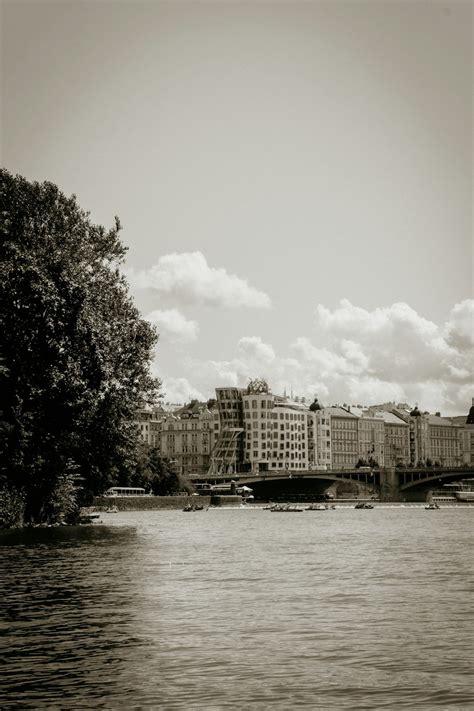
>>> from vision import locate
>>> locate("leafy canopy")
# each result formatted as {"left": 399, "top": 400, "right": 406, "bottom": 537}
{"left": 0, "top": 170, "right": 159, "bottom": 524}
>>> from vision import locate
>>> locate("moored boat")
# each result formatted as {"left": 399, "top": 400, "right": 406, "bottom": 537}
{"left": 270, "top": 504, "right": 304, "bottom": 512}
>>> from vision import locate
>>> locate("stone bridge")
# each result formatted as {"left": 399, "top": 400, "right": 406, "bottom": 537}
{"left": 191, "top": 467, "right": 474, "bottom": 502}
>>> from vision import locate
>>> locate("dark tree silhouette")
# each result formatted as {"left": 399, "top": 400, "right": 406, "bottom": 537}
{"left": 0, "top": 170, "right": 159, "bottom": 525}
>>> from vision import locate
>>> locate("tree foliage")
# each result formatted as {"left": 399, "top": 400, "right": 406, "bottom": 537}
{"left": 0, "top": 170, "right": 160, "bottom": 525}
{"left": 131, "top": 445, "right": 194, "bottom": 495}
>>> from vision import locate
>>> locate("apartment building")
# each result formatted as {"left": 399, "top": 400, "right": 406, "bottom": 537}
{"left": 426, "top": 413, "right": 461, "bottom": 467}
{"left": 209, "top": 387, "right": 245, "bottom": 474}
{"left": 324, "top": 406, "right": 358, "bottom": 469}
{"left": 241, "top": 392, "right": 309, "bottom": 473}
{"left": 160, "top": 401, "right": 218, "bottom": 476}
{"left": 351, "top": 409, "right": 385, "bottom": 467}
{"left": 134, "top": 406, "right": 165, "bottom": 448}
{"left": 375, "top": 411, "right": 410, "bottom": 467}
{"left": 391, "top": 406, "right": 461, "bottom": 467}
{"left": 307, "top": 399, "right": 332, "bottom": 469}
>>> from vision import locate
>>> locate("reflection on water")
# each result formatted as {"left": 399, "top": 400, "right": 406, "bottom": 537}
{"left": 1, "top": 509, "right": 473, "bottom": 709}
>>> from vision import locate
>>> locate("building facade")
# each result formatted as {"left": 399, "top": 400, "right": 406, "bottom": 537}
{"left": 375, "top": 411, "right": 410, "bottom": 467}
{"left": 241, "top": 392, "right": 309, "bottom": 473}
{"left": 324, "top": 407, "right": 359, "bottom": 470}
{"left": 134, "top": 406, "right": 165, "bottom": 448}
{"left": 307, "top": 399, "right": 332, "bottom": 469}
{"left": 160, "top": 402, "right": 217, "bottom": 477}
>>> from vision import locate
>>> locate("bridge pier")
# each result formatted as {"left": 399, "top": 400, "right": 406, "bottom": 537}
{"left": 379, "top": 468, "right": 400, "bottom": 502}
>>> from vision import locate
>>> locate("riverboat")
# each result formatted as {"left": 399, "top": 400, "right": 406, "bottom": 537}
{"left": 455, "top": 491, "right": 474, "bottom": 502}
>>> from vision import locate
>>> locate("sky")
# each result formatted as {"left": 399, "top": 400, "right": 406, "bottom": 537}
{"left": 1, "top": 0, "right": 472, "bottom": 414}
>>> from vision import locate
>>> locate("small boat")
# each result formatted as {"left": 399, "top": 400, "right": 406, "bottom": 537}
{"left": 183, "top": 504, "right": 205, "bottom": 512}
{"left": 270, "top": 504, "right": 303, "bottom": 512}
{"left": 425, "top": 502, "right": 440, "bottom": 510}
{"left": 105, "top": 505, "right": 119, "bottom": 513}
{"left": 306, "top": 503, "right": 328, "bottom": 511}
{"left": 354, "top": 502, "right": 374, "bottom": 509}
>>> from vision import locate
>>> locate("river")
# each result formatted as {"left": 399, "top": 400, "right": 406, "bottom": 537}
{"left": 1, "top": 506, "right": 473, "bottom": 709}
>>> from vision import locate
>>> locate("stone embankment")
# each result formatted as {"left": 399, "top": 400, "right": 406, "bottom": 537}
{"left": 92, "top": 495, "right": 242, "bottom": 510}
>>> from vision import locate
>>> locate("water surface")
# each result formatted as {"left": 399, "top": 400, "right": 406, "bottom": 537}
{"left": 1, "top": 507, "right": 473, "bottom": 709}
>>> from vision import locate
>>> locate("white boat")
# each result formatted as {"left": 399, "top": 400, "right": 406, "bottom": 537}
{"left": 455, "top": 491, "right": 474, "bottom": 502}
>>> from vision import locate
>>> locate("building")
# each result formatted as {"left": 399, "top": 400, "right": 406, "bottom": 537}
{"left": 425, "top": 412, "right": 461, "bottom": 467}
{"left": 375, "top": 411, "right": 410, "bottom": 467}
{"left": 209, "top": 387, "right": 245, "bottom": 475}
{"left": 458, "top": 398, "right": 474, "bottom": 466}
{"left": 390, "top": 406, "right": 461, "bottom": 467}
{"left": 308, "top": 398, "right": 332, "bottom": 470}
{"left": 160, "top": 401, "right": 218, "bottom": 477}
{"left": 350, "top": 409, "right": 385, "bottom": 468}
{"left": 324, "top": 406, "right": 358, "bottom": 470}
{"left": 134, "top": 405, "right": 166, "bottom": 448}
{"left": 209, "top": 386, "right": 310, "bottom": 474}
{"left": 241, "top": 391, "right": 309, "bottom": 473}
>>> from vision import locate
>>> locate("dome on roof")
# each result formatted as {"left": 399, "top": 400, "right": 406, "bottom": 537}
{"left": 467, "top": 398, "right": 474, "bottom": 425}
{"left": 410, "top": 405, "right": 421, "bottom": 417}
{"left": 309, "top": 398, "right": 322, "bottom": 412}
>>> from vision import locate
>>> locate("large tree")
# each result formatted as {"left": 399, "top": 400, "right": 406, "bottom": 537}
{"left": 0, "top": 170, "right": 159, "bottom": 525}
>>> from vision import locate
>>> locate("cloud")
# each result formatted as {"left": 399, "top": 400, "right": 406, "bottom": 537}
{"left": 128, "top": 252, "right": 271, "bottom": 309}
{"left": 145, "top": 308, "right": 198, "bottom": 343}
{"left": 444, "top": 299, "right": 474, "bottom": 351}
{"left": 161, "top": 377, "right": 205, "bottom": 404}
{"left": 175, "top": 299, "right": 473, "bottom": 415}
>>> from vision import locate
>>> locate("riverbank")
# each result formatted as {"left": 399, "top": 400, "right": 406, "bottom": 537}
{"left": 92, "top": 495, "right": 242, "bottom": 510}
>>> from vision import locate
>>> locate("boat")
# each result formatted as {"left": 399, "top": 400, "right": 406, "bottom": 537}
{"left": 354, "top": 502, "right": 374, "bottom": 509}
{"left": 454, "top": 491, "right": 474, "bottom": 502}
{"left": 425, "top": 502, "right": 440, "bottom": 510}
{"left": 182, "top": 503, "right": 205, "bottom": 512}
{"left": 269, "top": 504, "right": 304, "bottom": 512}
{"left": 306, "top": 503, "right": 328, "bottom": 511}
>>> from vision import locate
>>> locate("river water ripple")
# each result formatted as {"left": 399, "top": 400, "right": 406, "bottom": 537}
{"left": 1, "top": 507, "right": 473, "bottom": 709}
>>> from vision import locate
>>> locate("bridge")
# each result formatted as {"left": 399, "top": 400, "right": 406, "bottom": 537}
{"left": 191, "top": 467, "right": 474, "bottom": 502}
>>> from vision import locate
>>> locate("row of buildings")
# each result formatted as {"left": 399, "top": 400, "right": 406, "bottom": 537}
{"left": 136, "top": 389, "right": 474, "bottom": 478}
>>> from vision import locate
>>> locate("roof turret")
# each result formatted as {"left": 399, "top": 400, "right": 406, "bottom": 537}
{"left": 467, "top": 397, "right": 474, "bottom": 425}
{"left": 309, "top": 397, "right": 322, "bottom": 412}
{"left": 410, "top": 405, "right": 422, "bottom": 417}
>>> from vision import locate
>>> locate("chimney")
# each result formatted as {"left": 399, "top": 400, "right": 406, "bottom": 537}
{"left": 435, "top": 412, "right": 441, "bottom": 417}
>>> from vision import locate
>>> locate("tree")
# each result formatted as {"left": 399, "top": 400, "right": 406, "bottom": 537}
{"left": 0, "top": 170, "right": 159, "bottom": 525}
{"left": 132, "top": 445, "right": 194, "bottom": 495}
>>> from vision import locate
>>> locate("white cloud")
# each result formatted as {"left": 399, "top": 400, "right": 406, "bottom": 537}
{"left": 172, "top": 299, "right": 473, "bottom": 415}
{"left": 128, "top": 251, "right": 271, "bottom": 309}
{"left": 444, "top": 299, "right": 474, "bottom": 351}
{"left": 145, "top": 308, "right": 198, "bottom": 343}
{"left": 162, "top": 377, "right": 205, "bottom": 404}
